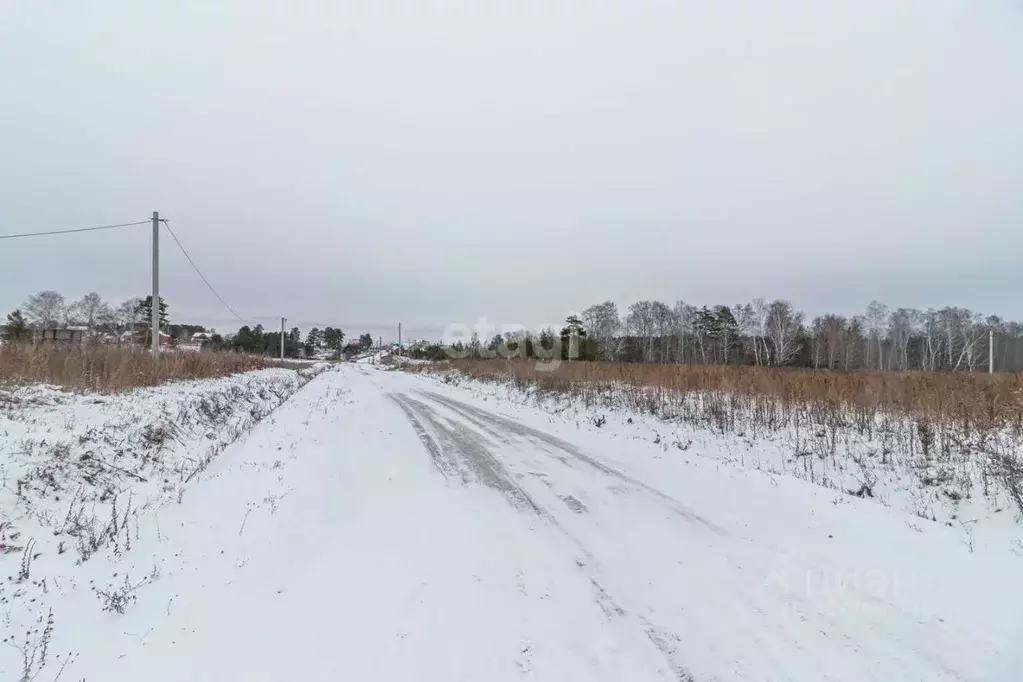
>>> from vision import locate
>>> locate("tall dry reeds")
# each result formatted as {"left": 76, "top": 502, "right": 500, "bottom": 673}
{"left": 434, "top": 360, "right": 1023, "bottom": 435}
{"left": 0, "top": 344, "right": 275, "bottom": 393}
{"left": 418, "top": 360, "right": 1023, "bottom": 513}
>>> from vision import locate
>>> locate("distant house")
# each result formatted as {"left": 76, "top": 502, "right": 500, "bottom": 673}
{"left": 190, "top": 332, "right": 213, "bottom": 343}
{"left": 118, "top": 329, "right": 170, "bottom": 346}
{"left": 34, "top": 326, "right": 89, "bottom": 345}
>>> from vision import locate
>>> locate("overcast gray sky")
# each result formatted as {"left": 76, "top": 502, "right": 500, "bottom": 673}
{"left": 1, "top": 0, "right": 1020, "bottom": 338}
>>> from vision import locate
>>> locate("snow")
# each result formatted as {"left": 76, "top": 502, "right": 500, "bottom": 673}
{"left": 418, "top": 370, "right": 1023, "bottom": 555}
{"left": 2, "top": 364, "right": 1021, "bottom": 681}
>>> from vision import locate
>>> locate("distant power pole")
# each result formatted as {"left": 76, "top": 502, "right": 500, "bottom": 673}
{"left": 281, "top": 317, "right": 286, "bottom": 360}
{"left": 151, "top": 211, "right": 160, "bottom": 356}
{"left": 990, "top": 328, "right": 994, "bottom": 374}
{"left": 398, "top": 322, "right": 402, "bottom": 358}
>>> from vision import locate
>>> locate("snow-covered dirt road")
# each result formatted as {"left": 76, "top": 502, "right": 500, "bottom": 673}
{"left": 45, "top": 365, "right": 1021, "bottom": 681}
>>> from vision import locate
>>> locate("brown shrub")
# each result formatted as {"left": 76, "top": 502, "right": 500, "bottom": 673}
{"left": 0, "top": 344, "right": 275, "bottom": 393}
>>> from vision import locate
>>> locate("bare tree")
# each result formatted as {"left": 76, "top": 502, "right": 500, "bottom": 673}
{"left": 582, "top": 301, "right": 622, "bottom": 360}
{"left": 810, "top": 316, "right": 826, "bottom": 369}
{"left": 72, "top": 292, "right": 112, "bottom": 331}
{"left": 732, "top": 302, "right": 755, "bottom": 361}
{"left": 650, "top": 301, "right": 674, "bottom": 363}
{"left": 671, "top": 301, "right": 697, "bottom": 364}
{"left": 115, "top": 297, "right": 144, "bottom": 342}
{"left": 626, "top": 301, "right": 656, "bottom": 363}
{"left": 837, "top": 316, "right": 864, "bottom": 370}
{"left": 22, "top": 290, "right": 66, "bottom": 329}
{"left": 818, "top": 314, "right": 847, "bottom": 369}
{"left": 887, "top": 308, "right": 919, "bottom": 371}
{"left": 751, "top": 298, "right": 771, "bottom": 365}
{"left": 864, "top": 301, "right": 889, "bottom": 370}
{"left": 921, "top": 309, "right": 941, "bottom": 371}
{"left": 765, "top": 300, "right": 803, "bottom": 365}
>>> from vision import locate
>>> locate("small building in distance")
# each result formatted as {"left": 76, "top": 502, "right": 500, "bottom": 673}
{"left": 34, "top": 326, "right": 89, "bottom": 345}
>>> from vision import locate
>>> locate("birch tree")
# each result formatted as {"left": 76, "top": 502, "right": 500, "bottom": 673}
{"left": 864, "top": 301, "right": 889, "bottom": 370}
{"left": 582, "top": 301, "right": 622, "bottom": 360}
{"left": 751, "top": 298, "right": 770, "bottom": 365}
{"left": 765, "top": 299, "right": 803, "bottom": 365}
{"left": 651, "top": 301, "right": 675, "bottom": 363}
{"left": 626, "top": 301, "right": 656, "bottom": 363}
{"left": 887, "top": 308, "right": 919, "bottom": 371}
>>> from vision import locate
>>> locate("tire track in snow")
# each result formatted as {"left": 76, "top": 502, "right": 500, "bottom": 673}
{"left": 394, "top": 388, "right": 696, "bottom": 681}
{"left": 387, "top": 394, "right": 548, "bottom": 517}
{"left": 388, "top": 396, "right": 461, "bottom": 481}
{"left": 415, "top": 390, "right": 724, "bottom": 535}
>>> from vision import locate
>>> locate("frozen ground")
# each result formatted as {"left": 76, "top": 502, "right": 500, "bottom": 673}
{"left": 2, "top": 364, "right": 1021, "bottom": 681}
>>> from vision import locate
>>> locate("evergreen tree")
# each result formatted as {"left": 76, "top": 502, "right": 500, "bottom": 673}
{"left": 536, "top": 328, "right": 557, "bottom": 359}
{"left": 306, "top": 328, "right": 323, "bottom": 349}
{"left": 322, "top": 327, "right": 346, "bottom": 359}
{"left": 560, "top": 315, "right": 587, "bottom": 360}
{"left": 713, "top": 305, "right": 739, "bottom": 364}
{"left": 359, "top": 333, "right": 373, "bottom": 350}
{"left": 3, "top": 310, "right": 30, "bottom": 341}
{"left": 135, "top": 296, "right": 169, "bottom": 328}
{"left": 288, "top": 327, "right": 302, "bottom": 356}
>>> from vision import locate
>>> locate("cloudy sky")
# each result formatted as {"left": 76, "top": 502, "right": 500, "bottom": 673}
{"left": 1, "top": 0, "right": 1020, "bottom": 338}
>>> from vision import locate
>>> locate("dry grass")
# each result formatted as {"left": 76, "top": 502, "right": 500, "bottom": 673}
{"left": 413, "top": 360, "right": 1023, "bottom": 514}
{"left": 0, "top": 343, "right": 275, "bottom": 393}
{"left": 429, "top": 360, "right": 1023, "bottom": 434}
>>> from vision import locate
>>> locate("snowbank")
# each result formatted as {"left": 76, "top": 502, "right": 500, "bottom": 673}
{"left": 2, "top": 365, "right": 331, "bottom": 559}
{"left": 0, "top": 363, "right": 333, "bottom": 677}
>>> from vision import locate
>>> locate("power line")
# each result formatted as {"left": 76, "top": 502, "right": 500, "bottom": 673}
{"left": 162, "top": 220, "right": 247, "bottom": 323}
{"left": 0, "top": 220, "right": 150, "bottom": 240}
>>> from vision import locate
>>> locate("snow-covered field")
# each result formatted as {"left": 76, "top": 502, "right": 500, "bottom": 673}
{"left": 2, "top": 363, "right": 1021, "bottom": 681}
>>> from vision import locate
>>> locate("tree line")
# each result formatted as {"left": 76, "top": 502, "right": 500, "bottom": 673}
{"left": 4, "top": 290, "right": 191, "bottom": 344}
{"left": 2, "top": 290, "right": 379, "bottom": 360}
{"left": 580, "top": 299, "right": 1023, "bottom": 372}
{"left": 423, "top": 300, "right": 1023, "bottom": 372}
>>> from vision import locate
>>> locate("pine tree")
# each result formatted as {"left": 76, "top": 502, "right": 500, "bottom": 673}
{"left": 322, "top": 327, "right": 346, "bottom": 359}
{"left": 3, "top": 310, "right": 30, "bottom": 341}
{"left": 135, "top": 296, "right": 169, "bottom": 328}
{"left": 306, "top": 328, "right": 323, "bottom": 349}
{"left": 560, "top": 315, "right": 587, "bottom": 360}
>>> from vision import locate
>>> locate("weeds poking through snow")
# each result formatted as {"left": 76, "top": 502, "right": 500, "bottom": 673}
{"left": 238, "top": 508, "right": 253, "bottom": 536}
{"left": 263, "top": 490, "right": 290, "bottom": 515}
{"left": 17, "top": 539, "right": 36, "bottom": 582}
{"left": 90, "top": 565, "right": 161, "bottom": 615}
{"left": 3, "top": 607, "right": 54, "bottom": 682}
{"left": 0, "top": 520, "right": 23, "bottom": 555}
{"left": 959, "top": 519, "right": 977, "bottom": 554}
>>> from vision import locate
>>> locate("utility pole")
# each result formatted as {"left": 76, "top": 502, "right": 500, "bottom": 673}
{"left": 990, "top": 328, "right": 994, "bottom": 374}
{"left": 151, "top": 211, "right": 160, "bottom": 356}
{"left": 398, "top": 322, "right": 402, "bottom": 358}
{"left": 281, "top": 317, "right": 286, "bottom": 360}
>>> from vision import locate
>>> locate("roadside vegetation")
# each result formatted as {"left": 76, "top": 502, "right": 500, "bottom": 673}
{"left": 0, "top": 343, "right": 275, "bottom": 393}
